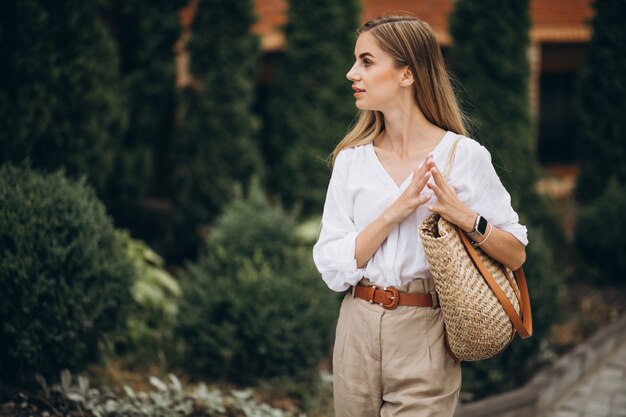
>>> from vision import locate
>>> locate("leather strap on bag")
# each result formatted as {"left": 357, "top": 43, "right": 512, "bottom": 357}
{"left": 458, "top": 229, "right": 533, "bottom": 338}
{"left": 443, "top": 136, "right": 533, "bottom": 339}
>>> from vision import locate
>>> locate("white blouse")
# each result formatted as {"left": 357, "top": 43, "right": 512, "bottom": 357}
{"left": 312, "top": 131, "right": 528, "bottom": 292}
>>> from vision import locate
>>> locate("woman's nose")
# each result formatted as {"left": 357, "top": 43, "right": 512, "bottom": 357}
{"left": 346, "top": 63, "right": 359, "bottom": 81}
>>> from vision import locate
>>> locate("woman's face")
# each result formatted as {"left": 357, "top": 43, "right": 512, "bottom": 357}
{"left": 346, "top": 32, "right": 408, "bottom": 111}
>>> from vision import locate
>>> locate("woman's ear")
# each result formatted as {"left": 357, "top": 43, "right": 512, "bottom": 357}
{"left": 400, "top": 67, "right": 414, "bottom": 87}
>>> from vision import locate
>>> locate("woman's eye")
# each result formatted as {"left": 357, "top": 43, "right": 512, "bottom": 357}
{"left": 363, "top": 59, "right": 372, "bottom": 67}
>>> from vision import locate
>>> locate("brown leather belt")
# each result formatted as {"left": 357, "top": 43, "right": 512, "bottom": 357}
{"left": 351, "top": 284, "right": 437, "bottom": 310}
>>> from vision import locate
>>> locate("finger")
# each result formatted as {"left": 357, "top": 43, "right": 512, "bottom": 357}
{"left": 430, "top": 165, "right": 447, "bottom": 187}
{"left": 426, "top": 179, "right": 443, "bottom": 199}
{"left": 417, "top": 193, "right": 431, "bottom": 206}
{"left": 422, "top": 156, "right": 436, "bottom": 174}
{"left": 428, "top": 201, "right": 441, "bottom": 213}
{"left": 409, "top": 167, "right": 431, "bottom": 190}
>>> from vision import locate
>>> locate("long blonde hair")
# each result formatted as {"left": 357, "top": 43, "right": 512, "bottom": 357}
{"left": 331, "top": 15, "right": 468, "bottom": 164}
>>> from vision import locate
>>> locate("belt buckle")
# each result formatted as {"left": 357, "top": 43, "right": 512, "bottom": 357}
{"left": 376, "top": 286, "right": 399, "bottom": 310}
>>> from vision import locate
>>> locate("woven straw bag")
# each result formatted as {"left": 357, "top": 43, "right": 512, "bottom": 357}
{"left": 419, "top": 138, "right": 533, "bottom": 362}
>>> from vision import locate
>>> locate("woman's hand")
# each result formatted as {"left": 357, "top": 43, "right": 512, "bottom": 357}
{"left": 426, "top": 161, "right": 526, "bottom": 270}
{"left": 355, "top": 154, "right": 436, "bottom": 268}
{"left": 426, "top": 162, "right": 476, "bottom": 232}
{"left": 383, "top": 155, "right": 436, "bottom": 225}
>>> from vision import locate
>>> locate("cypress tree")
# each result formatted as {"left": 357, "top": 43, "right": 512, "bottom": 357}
{"left": 449, "top": 1, "right": 536, "bottom": 213}
{"left": 575, "top": 0, "right": 626, "bottom": 204}
{"left": 0, "top": 0, "right": 125, "bottom": 193}
{"left": 262, "top": 0, "right": 360, "bottom": 214}
{"left": 168, "top": 0, "right": 263, "bottom": 260}
{"left": 449, "top": 0, "right": 562, "bottom": 399}
{"left": 574, "top": 0, "right": 626, "bottom": 282}
{"left": 103, "top": 0, "right": 185, "bottom": 224}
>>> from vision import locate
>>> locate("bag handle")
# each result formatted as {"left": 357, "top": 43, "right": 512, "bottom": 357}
{"left": 443, "top": 137, "right": 461, "bottom": 180}
{"left": 442, "top": 136, "right": 533, "bottom": 339}
{"left": 458, "top": 229, "right": 533, "bottom": 338}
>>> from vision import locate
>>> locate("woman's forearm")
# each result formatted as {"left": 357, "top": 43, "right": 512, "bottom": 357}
{"left": 470, "top": 225, "right": 526, "bottom": 271}
{"left": 354, "top": 210, "right": 398, "bottom": 269}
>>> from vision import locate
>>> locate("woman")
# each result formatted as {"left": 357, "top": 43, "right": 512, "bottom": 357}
{"left": 312, "top": 15, "right": 528, "bottom": 417}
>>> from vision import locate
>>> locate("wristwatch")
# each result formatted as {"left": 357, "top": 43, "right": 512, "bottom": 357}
{"left": 467, "top": 214, "right": 488, "bottom": 240}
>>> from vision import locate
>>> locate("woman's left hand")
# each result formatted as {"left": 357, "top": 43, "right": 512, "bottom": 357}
{"left": 426, "top": 159, "right": 476, "bottom": 233}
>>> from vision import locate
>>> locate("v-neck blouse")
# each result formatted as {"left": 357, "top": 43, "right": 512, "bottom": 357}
{"left": 312, "top": 131, "right": 528, "bottom": 292}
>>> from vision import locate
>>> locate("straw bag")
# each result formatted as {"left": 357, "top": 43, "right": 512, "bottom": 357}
{"left": 418, "top": 138, "right": 533, "bottom": 362}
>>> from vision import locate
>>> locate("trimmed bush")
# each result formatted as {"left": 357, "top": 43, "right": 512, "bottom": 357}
{"left": 575, "top": 180, "right": 626, "bottom": 283}
{"left": 176, "top": 186, "right": 338, "bottom": 382}
{"left": 0, "top": 164, "right": 135, "bottom": 384}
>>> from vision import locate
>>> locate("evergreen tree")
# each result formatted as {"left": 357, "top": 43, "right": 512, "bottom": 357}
{"left": 103, "top": 0, "right": 185, "bottom": 224}
{"left": 449, "top": 0, "right": 536, "bottom": 213}
{"left": 0, "top": 0, "right": 125, "bottom": 193}
{"left": 168, "top": 0, "right": 263, "bottom": 260}
{"left": 574, "top": 0, "right": 626, "bottom": 282}
{"left": 262, "top": 0, "right": 360, "bottom": 214}
{"left": 575, "top": 0, "right": 626, "bottom": 204}
{"left": 449, "top": 0, "right": 563, "bottom": 399}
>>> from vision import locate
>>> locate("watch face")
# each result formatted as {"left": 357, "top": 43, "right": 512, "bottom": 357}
{"left": 477, "top": 216, "right": 488, "bottom": 235}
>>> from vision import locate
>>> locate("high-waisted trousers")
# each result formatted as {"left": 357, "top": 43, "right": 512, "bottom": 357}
{"left": 332, "top": 278, "right": 461, "bottom": 417}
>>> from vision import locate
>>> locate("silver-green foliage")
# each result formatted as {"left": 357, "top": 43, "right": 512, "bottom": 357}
{"left": 36, "top": 370, "right": 302, "bottom": 417}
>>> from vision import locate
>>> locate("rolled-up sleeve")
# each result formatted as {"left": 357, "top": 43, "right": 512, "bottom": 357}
{"left": 312, "top": 149, "right": 364, "bottom": 292}
{"left": 460, "top": 143, "right": 528, "bottom": 246}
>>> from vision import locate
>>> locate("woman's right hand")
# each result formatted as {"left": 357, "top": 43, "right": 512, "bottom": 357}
{"left": 384, "top": 155, "right": 436, "bottom": 225}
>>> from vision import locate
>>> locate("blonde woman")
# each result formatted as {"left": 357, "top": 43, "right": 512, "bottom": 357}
{"left": 313, "top": 15, "right": 528, "bottom": 417}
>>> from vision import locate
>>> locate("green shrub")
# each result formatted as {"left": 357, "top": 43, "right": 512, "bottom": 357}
{"left": 176, "top": 187, "right": 338, "bottom": 382}
{"left": 0, "top": 164, "right": 135, "bottom": 384}
{"left": 575, "top": 180, "right": 626, "bottom": 284}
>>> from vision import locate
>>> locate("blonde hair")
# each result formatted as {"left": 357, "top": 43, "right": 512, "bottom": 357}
{"left": 331, "top": 15, "right": 468, "bottom": 164}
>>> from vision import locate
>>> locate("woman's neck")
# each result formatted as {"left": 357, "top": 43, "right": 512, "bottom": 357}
{"left": 378, "top": 102, "right": 444, "bottom": 158}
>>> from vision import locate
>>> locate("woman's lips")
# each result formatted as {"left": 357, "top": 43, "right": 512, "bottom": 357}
{"left": 352, "top": 87, "right": 366, "bottom": 96}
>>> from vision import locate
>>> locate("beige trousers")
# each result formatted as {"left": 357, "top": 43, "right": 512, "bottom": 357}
{"left": 332, "top": 278, "right": 461, "bottom": 417}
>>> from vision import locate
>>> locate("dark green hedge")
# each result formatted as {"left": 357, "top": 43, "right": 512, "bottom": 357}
{"left": 575, "top": 180, "right": 626, "bottom": 283}
{"left": 176, "top": 186, "right": 338, "bottom": 382}
{"left": 575, "top": 0, "right": 626, "bottom": 204}
{"left": 0, "top": 165, "right": 135, "bottom": 384}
